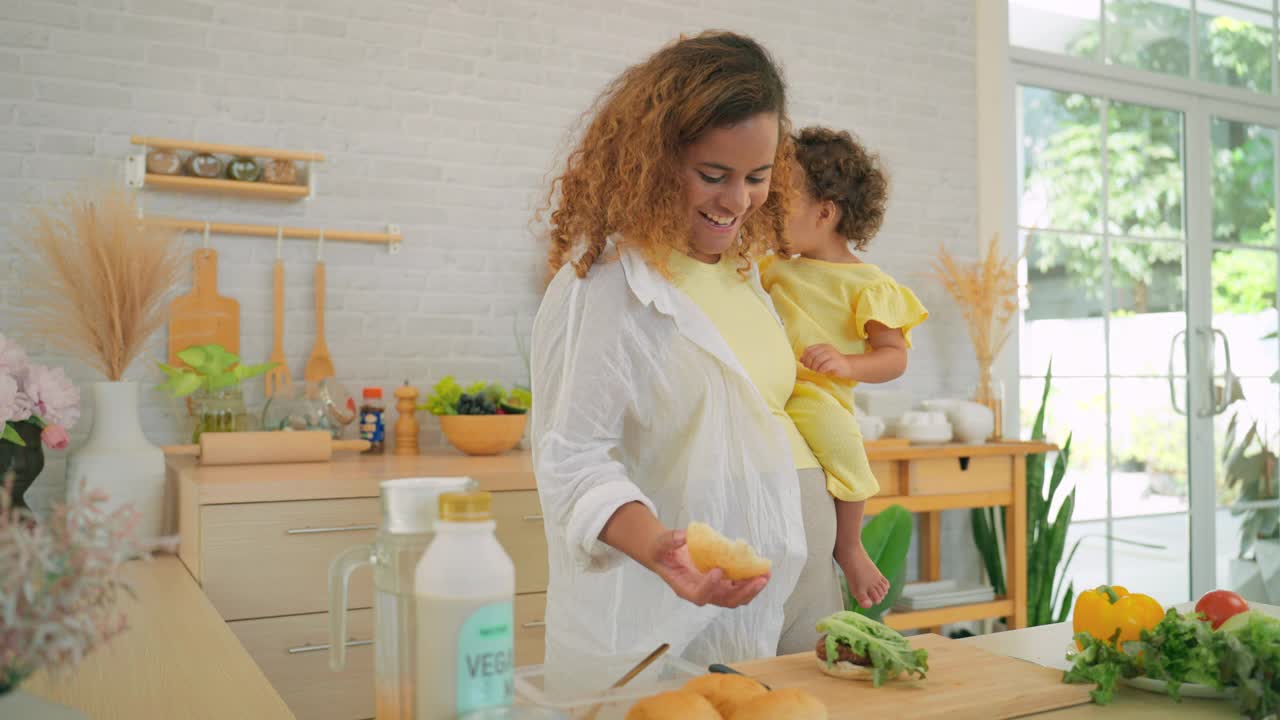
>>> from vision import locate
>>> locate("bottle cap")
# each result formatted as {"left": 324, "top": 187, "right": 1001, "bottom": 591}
{"left": 439, "top": 491, "right": 492, "bottom": 522}
{"left": 363, "top": 387, "right": 383, "bottom": 399}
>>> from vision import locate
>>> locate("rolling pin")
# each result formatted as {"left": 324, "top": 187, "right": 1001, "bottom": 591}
{"left": 163, "top": 431, "right": 370, "bottom": 466}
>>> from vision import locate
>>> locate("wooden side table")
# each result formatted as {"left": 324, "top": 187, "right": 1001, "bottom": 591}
{"left": 863, "top": 440, "right": 1057, "bottom": 633}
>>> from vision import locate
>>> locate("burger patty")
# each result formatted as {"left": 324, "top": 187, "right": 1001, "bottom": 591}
{"left": 815, "top": 635, "right": 871, "bottom": 666}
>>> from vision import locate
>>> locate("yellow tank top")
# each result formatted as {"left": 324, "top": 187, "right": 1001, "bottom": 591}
{"left": 668, "top": 251, "right": 819, "bottom": 470}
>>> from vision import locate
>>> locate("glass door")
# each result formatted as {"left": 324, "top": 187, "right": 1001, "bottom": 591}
{"left": 1018, "top": 84, "right": 1194, "bottom": 605}
{"left": 1206, "top": 113, "right": 1280, "bottom": 600}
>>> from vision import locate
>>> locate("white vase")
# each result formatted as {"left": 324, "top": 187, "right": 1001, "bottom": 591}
{"left": 65, "top": 382, "right": 167, "bottom": 541}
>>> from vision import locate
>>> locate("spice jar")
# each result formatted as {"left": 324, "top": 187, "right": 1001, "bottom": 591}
{"left": 262, "top": 158, "right": 299, "bottom": 185}
{"left": 360, "top": 387, "right": 386, "bottom": 454}
{"left": 226, "top": 156, "right": 262, "bottom": 182}
{"left": 146, "top": 149, "right": 182, "bottom": 175}
{"left": 186, "top": 152, "right": 223, "bottom": 178}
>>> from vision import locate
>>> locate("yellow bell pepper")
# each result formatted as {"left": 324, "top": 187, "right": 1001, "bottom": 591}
{"left": 1072, "top": 585, "right": 1164, "bottom": 649}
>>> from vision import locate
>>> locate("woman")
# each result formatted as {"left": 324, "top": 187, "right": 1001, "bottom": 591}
{"left": 531, "top": 31, "right": 839, "bottom": 686}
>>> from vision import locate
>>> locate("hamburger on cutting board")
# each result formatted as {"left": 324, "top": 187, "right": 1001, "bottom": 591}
{"left": 814, "top": 611, "right": 929, "bottom": 686}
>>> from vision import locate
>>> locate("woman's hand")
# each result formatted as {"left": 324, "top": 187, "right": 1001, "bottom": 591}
{"left": 648, "top": 529, "right": 771, "bottom": 608}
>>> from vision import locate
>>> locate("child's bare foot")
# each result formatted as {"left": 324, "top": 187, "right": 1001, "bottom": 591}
{"left": 836, "top": 543, "right": 891, "bottom": 609}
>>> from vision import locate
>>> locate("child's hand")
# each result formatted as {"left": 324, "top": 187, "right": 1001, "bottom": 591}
{"left": 801, "top": 344, "right": 860, "bottom": 380}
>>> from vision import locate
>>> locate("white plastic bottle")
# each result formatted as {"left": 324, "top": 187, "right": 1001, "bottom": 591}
{"left": 414, "top": 491, "right": 516, "bottom": 719}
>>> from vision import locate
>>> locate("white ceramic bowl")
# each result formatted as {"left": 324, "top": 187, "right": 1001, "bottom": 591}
{"left": 856, "top": 414, "right": 886, "bottom": 441}
{"left": 921, "top": 399, "right": 993, "bottom": 444}
{"left": 894, "top": 410, "right": 953, "bottom": 444}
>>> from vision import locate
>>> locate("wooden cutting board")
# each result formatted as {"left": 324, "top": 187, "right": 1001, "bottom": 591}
{"left": 168, "top": 248, "right": 239, "bottom": 365}
{"left": 733, "top": 634, "right": 1093, "bottom": 720}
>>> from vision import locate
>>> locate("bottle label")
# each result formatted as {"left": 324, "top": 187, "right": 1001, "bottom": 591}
{"left": 455, "top": 601, "right": 514, "bottom": 714}
{"left": 359, "top": 409, "right": 384, "bottom": 442}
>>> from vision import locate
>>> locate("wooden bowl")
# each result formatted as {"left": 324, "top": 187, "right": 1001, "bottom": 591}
{"left": 438, "top": 414, "right": 528, "bottom": 456}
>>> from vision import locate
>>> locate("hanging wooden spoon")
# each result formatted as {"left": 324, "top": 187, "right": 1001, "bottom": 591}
{"left": 304, "top": 229, "right": 335, "bottom": 383}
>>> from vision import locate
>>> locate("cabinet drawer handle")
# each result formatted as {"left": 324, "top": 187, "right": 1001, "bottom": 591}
{"left": 522, "top": 515, "right": 544, "bottom": 522}
{"left": 286, "top": 524, "right": 378, "bottom": 535}
{"left": 287, "top": 639, "right": 373, "bottom": 654}
{"left": 521, "top": 620, "right": 546, "bottom": 629}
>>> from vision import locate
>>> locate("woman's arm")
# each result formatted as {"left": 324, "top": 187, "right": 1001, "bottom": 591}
{"left": 800, "top": 320, "right": 908, "bottom": 383}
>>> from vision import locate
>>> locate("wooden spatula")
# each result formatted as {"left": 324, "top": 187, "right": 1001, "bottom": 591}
{"left": 168, "top": 246, "right": 239, "bottom": 366}
{"left": 304, "top": 239, "right": 335, "bottom": 383}
{"left": 264, "top": 256, "right": 290, "bottom": 397}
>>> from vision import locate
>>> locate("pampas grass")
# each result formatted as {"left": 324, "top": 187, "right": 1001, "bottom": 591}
{"left": 13, "top": 186, "right": 186, "bottom": 381}
{"left": 927, "top": 234, "right": 1020, "bottom": 427}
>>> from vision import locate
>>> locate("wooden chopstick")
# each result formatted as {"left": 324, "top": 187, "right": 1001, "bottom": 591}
{"left": 582, "top": 643, "right": 671, "bottom": 720}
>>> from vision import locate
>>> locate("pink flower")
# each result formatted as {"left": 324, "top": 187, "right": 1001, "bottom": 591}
{"left": 0, "top": 374, "right": 33, "bottom": 423}
{"left": 0, "top": 333, "right": 28, "bottom": 380}
{"left": 24, "top": 365, "right": 80, "bottom": 429}
{"left": 41, "top": 423, "right": 70, "bottom": 450}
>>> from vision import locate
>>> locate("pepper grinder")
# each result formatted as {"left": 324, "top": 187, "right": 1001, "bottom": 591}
{"left": 393, "top": 382, "right": 420, "bottom": 456}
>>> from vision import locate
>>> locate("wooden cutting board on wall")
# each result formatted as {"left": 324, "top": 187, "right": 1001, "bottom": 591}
{"left": 734, "top": 634, "right": 1093, "bottom": 720}
{"left": 168, "top": 248, "right": 240, "bottom": 366}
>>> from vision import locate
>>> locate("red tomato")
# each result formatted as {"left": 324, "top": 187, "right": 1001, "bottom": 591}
{"left": 1194, "top": 589, "right": 1250, "bottom": 629}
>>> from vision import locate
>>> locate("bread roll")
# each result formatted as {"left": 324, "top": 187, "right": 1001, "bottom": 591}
{"left": 729, "top": 687, "right": 828, "bottom": 720}
{"left": 683, "top": 673, "right": 768, "bottom": 717}
{"left": 624, "top": 689, "right": 721, "bottom": 720}
{"left": 686, "top": 522, "right": 771, "bottom": 580}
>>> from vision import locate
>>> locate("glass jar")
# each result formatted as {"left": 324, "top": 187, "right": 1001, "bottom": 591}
{"left": 970, "top": 366, "right": 1005, "bottom": 441}
{"left": 192, "top": 387, "right": 249, "bottom": 442}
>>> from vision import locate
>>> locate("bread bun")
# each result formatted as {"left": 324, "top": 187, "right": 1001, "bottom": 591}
{"left": 729, "top": 687, "right": 828, "bottom": 720}
{"left": 686, "top": 522, "right": 771, "bottom": 580}
{"left": 624, "top": 689, "right": 721, "bottom": 720}
{"left": 815, "top": 656, "right": 896, "bottom": 681}
{"left": 683, "top": 673, "right": 768, "bottom": 717}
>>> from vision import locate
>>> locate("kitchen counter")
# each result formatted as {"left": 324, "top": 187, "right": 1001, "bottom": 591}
{"left": 21, "top": 555, "right": 294, "bottom": 720}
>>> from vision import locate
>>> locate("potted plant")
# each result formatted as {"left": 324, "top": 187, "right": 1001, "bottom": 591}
{"left": 421, "top": 377, "right": 530, "bottom": 456}
{"left": 1222, "top": 395, "right": 1280, "bottom": 603}
{"left": 157, "top": 344, "right": 276, "bottom": 442}
{"left": 0, "top": 475, "right": 143, "bottom": 717}
{"left": 0, "top": 334, "right": 79, "bottom": 510}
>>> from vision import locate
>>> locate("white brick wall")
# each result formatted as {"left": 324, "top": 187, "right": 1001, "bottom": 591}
{"left": 2, "top": 0, "right": 984, "bottom": 584}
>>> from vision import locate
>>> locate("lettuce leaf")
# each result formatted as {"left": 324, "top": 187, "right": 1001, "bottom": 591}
{"left": 815, "top": 611, "right": 929, "bottom": 687}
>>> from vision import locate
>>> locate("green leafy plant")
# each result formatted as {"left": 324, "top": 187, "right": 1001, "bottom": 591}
{"left": 420, "top": 376, "right": 531, "bottom": 416}
{"left": 842, "top": 504, "right": 912, "bottom": 623}
{"left": 1222, "top": 398, "right": 1280, "bottom": 560}
{"left": 155, "top": 344, "right": 276, "bottom": 398}
{"left": 972, "top": 361, "right": 1077, "bottom": 626}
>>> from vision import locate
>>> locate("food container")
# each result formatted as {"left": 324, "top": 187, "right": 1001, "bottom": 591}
{"left": 146, "top": 149, "right": 182, "bottom": 175}
{"left": 186, "top": 152, "right": 223, "bottom": 178}
{"left": 514, "top": 654, "right": 703, "bottom": 719}
{"left": 262, "top": 158, "right": 299, "bottom": 185}
{"left": 226, "top": 156, "right": 262, "bottom": 182}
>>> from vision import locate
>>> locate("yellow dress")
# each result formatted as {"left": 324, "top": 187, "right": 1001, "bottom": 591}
{"left": 667, "top": 251, "right": 819, "bottom": 471}
{"left": 760, "top": 256, "right": 929, "bottom": 501}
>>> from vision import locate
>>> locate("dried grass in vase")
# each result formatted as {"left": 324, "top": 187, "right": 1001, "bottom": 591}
{"left": 926, "top": 234, "right": 1020, "bottom": 430}
{"left": 12, "top": 186, "right": 187, "bottom": 381}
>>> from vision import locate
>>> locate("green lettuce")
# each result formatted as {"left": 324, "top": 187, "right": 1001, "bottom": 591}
{"left": 815, "top": 611, "right": 929, "bottom": 687}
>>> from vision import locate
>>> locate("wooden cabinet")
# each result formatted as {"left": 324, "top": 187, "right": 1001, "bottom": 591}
{"left": 172, "top": 450, "right": 546, "bottom": 720}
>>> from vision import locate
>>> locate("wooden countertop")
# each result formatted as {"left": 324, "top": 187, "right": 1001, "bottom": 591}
{"left": 22, "top": 556, "right": 294, "bottom": 720}
{"left": 169, "top": 440, "right": 1059, "bottom": 506}
{"left": 170, "top": 447, "right": 536, "bottom": 504}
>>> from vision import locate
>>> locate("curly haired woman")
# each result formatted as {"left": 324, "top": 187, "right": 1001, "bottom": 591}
{"left": 531, "top": 31, "right": 841, "bottom": 683}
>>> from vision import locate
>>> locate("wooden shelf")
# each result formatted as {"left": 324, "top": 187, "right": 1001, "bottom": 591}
{"left": 883, "top": 597, "right": 1014, "bottom": 631}
{"left": 866, "top": 490, "right": 1013, "bottom": 515}
{"left": 144, "top": 174, "right": 310, "bottom": 199}
{"left": 131, "top": 136, "right": 324, "bottom": 162}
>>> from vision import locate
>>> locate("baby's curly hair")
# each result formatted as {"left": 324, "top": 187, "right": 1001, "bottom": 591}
{"left": 793, "top": 126, "right": 888, "bottom": 250}
{"left": 541, "top": 31, "right": 795, "bottom": 278}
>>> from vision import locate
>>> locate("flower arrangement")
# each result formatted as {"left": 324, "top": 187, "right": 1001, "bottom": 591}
{"left": 0, "top": 476, "right": 143, "bottom": 695}
{"left": 926, "top": 234, "right": 1020, "bottom": 436}
{"left": 0, "top": 333, "right": 79, "bottom": 448}
{"left": 0, "top": 333, "right": 80, "bottom": 508}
